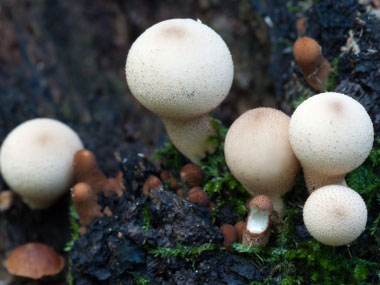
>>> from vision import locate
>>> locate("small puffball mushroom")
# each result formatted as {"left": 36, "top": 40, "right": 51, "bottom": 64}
{"left": 289, "top": 92, "right": 374, "bottom": 192}
{"left": 303, "top": 185, "right": 367, "bottom": 246}
{"left": 71, "top": 182, "right": 103, "bottom": 233}
{"left": 180, "top": 163, "right": 203, "bottom": 187}
{"left": 5, "top": 242, "right": 65, "bottom": 279}
{"left": 126, "top": 18, "right": 233, "bottom": 163}
{"left": 0, "top": 118, "right": 83, "bottom": 209}
{"left": 224, "top": 108, "right": 300, "bottom": 215}
{"left": 293, "top": 37, "right": 332, "bottom": 91}
{"left": 242, "top": 195, "right": 274, "bottom": 247}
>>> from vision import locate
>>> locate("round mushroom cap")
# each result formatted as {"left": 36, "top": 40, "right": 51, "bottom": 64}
{"left": 126, "top": 18, "right": 233, "bottom": 119}
{"left": 5, "top": 242, "right": 65, "bottom": 279}
{"left": 0, "top": 118, "right": 84, "bottom": 209}
{"left": 289, "top": 92, "right": 374, "bottom": 176}
{"left": 224, "top": 108, "right": 299, "bottom": 197}
{"left": 293, "top": 37, "right": 323, "bottom": 74}
{"left": 303, "top": 185, "right": 367, "bottom": 246}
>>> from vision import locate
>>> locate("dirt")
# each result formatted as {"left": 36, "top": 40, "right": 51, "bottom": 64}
{"left": 71, "top": 155, "right": 268, "bottom": 284}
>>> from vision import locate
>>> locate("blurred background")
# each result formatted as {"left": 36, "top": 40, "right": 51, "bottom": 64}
{"left": 0, "top": 0, "right": 281, "bottom": 176}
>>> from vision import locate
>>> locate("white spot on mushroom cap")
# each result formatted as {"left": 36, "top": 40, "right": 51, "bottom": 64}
{"left": 126, "top": 18, "right": 233, "bottom": 119}
{"left": 303, "top": 185, "right": 367, "bottom": 246}
{"left": 289, "top": 92, "right": 374, "bottom": 176}
{"left": 0, "top": 118, "right": 84, "bottom": 209}
{"left": 224, "top": 108, "right": 299, "bottom": 197}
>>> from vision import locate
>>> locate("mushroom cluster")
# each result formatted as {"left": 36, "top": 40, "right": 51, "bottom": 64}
{"left": 223, "top": 92, "right": 373, "bottom": 247}
{"left": 289, "top": 92, "right": 373, "bottom": 246}
{"left": 126, "top": 18, "right": 233, "bottom": 163}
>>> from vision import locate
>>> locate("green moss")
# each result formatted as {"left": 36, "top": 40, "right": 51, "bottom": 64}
{"left": 65, "top": 200, "right": 81, "bottom": 285}
{"left": 153, "top": 122, "right": 380, "bottom": 283}
{"left": 142, "top": 205, "right": 151, "bottom": 233}
{"left": 326, "top": 56, "right": 340, "bottom": 91}
{"left": 290, "top": 95, "right": 308, "bottom": 109}
{"left": 152, "top": 141, "right": 188, "bottom": 171}
{"left": 148, "top": 242, "right": 217, "bottom": 259}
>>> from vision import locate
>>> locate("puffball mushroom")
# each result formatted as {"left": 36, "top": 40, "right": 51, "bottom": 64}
{"left": 242, "top": 195, "right": 274, "bottom": 247}
{"left": 303, "top": 185, "right": 367, "bottom": 246}
{"left": 126, "top": 18, "right": 233, "bottom": 163}
{"left": 0, "top": 118, "right": 83, "bottom": 209}
{"left": 289, "top": 92, "right": 374, "bottom": 192}
{"left": 224, "top": 108, "right": 300, "bottom": 215}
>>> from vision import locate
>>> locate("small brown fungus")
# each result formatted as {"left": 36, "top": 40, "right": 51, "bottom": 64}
{"left": 293, "top": 37, "right": 332, "bottom": 91}
{"left": 242, "top": 195, "right": 274, "bottom": 247}
{"left": 219, "top": 224, "right": 238, "bottom": 248}
{"left": 5, "top": 242, "right": 65, "bottom": 280}
{"left": 234, "top": 221, "right": 246, "bottom": 241}
{"left": 180, "top": 163, "right": 203, "bottom": 187}
{"left": 186, "top": 186, "right": 210, "bottom": 207}
{"left": 71, "top": 182, "right": 103, "bottom": 232}
{"left": 142, "top": 175, "right": 163, "bottom": 196}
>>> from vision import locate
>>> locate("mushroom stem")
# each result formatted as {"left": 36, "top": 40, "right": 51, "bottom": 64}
{"left": 268, "top": 194, "right": 284, "bottom": 217}
{"left": 303, "top": 167, "right": 347, "bottom": 193}
{"left": 161, "top": 114, "right": 217, "bottom": 163}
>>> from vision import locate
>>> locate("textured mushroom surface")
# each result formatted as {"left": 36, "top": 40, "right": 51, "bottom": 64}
{"left": 303, "top": 185, "right": 367, "bottom": 246}
{"left": 224, "top": 107, "right": 299, "bottom": 213}
{"left": 0, "top": 118, "right": 83, "bottom": 209}
{"left": 126, "top": 18, "right": 233, "bottom": 119}
{"left": 5, "top": 242, "right": 65, "bottom": 279}
{"left": 289, "top": 92, "right": 374, "bottom": 192}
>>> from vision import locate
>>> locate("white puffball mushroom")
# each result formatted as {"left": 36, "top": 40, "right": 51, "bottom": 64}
{"left": 224, "top": 108, "right": 300, "bottom": 215}
{"left": 303, "top": 185, "right": 367, "bottom": 246}
{"left": 0, "top": 118, "right": 84, "bottom": 209}
{"left": 126, "top": 18, "right": 233, "bottom": 163}
{"left": 289, "top": 92, "right": 374, "bottom": 193}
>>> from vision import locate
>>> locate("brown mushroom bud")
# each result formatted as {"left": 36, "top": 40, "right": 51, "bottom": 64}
{"left": 234, "top": 221, "right": 246, "bottom": 241}
{"left": 180, "top": 163, "right": 203, "bottom": 187}
{"left": 187, "top": 187, "right": 209, "bottom": 207}
{"left": 160, "top": 171, "right": 179, "bottom": 189}
{"left": 0, "top": 190, "right": 13, "bottom": 211}
{"left": 296, "top": 17, "right": 306, "bottom": 35}
{"left": 71, "top": 182, "right": 103, "bottom": 231}
{"left": 176, "top": 188, "right": 185, "bottom": 198}
{"left": 220, "top": 224, "right": 238, "bottom": 248}
{"left": 74, "top": 149, "right": 107, "bottom": 194}
{"left": 5, "top": 242, "right": 65, "bottom": 279}
{"left": 242, "top": 195, "right": 273, "bottom": 247}
{"left": 293, "top": 37, "right": 332, "bottom": 91}
{"left": 142, "top": 175, "right": 163, "bottom": 196}
{"left": 209, "top": 201, "right": 216, "bottom": 213}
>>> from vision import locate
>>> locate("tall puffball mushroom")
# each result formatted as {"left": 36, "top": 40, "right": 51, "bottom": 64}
{"left": 289, "top": 92, "right": 374, "bottom": 193}
{"left": 303, "top": 185, "right": 367, "bottom": 246}
{"left": 224, "top": 108, "right": 300, "bottom": 215}
{"left": 0, "top": 118, "right": 83, "bottom": 209}
{"left": 126, "top": 18, "right": 233, "bottom": 163}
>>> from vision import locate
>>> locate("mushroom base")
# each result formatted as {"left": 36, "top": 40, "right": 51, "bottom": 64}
{"left": 242, "top": 228, "right": 270, "bottom": 247}
{"left": 303, "top": 167, "right": 346, "bottom": 193}
{"left": 161, "top": 115, "right": 217, "bottom": 163}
